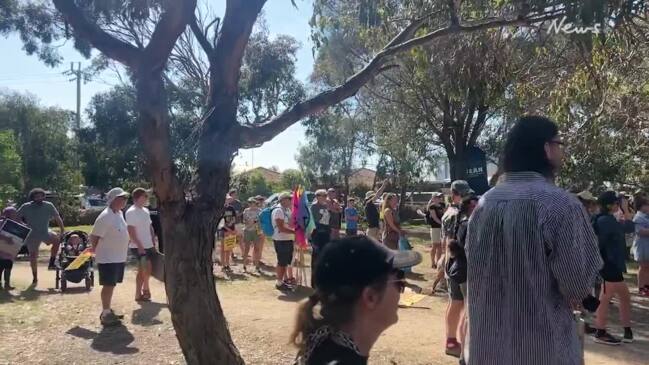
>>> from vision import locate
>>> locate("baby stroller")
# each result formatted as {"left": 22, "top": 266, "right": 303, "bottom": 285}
{"left": 55, "top": 231, "right": 95, "bottom": 292}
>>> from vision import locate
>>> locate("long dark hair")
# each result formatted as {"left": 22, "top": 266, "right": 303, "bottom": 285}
{"left": 290, "top": 275, "right": 390, "bottom": 351}
{"left": 501, "top": 116, "right": 559, "bottom": 177}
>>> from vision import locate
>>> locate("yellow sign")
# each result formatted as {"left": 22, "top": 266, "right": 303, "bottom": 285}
{"left": 223, "top": 235, "right": 238, "bottom": 250}
{"left": 65, "top": 249, "right": 94, "bottom": 271}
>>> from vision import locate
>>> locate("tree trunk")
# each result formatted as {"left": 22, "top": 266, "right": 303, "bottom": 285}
{"left": 398, "top": 171, "right": 408, "bottom": 220}
{"left": 449, "top": 145, "right": 466, "bottom": 181}
{"left": 161, "top": 192, "right": 243, "bottom": 365}
{"left": 134, "top": 73, "right": 243, "bottom": 364}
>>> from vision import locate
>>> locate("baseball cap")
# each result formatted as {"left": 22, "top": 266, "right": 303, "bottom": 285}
{"left": 106, "top": 187, "right": 129, "bottom": 206}
{"left": 254, "top": 195, "right": 266, "bottom": 201}
{"left": 365, "top": 191, "right": 376, "bottom": 199}
{"left": 576, "top": 191, "right": 596, "bottom": 201}
{"left": 248, "top": 197, "right": 257, "bottom": 203}
{"left": 314, "top": 236, "right": 422, "bottom": 294}
{"left": 451, "top": 180, "right": 472, "bottom": 197}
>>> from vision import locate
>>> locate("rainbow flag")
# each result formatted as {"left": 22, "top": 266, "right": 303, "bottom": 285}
{"left": 292, "top": 186, "right": 312, "bottom": 249}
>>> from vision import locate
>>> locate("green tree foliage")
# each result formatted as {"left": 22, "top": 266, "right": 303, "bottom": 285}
{"left": 0, "top": 130, "right": 22, "bottom": 205}
{"left": 280, "top": 169, "right": 308, "bottom": 190}
{"left": 0, "top": 91, "right": 79, "bottom": 197}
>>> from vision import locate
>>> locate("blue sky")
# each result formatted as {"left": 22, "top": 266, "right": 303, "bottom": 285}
{"left": 0, "top": 0, "right": 314, "bottom": 171}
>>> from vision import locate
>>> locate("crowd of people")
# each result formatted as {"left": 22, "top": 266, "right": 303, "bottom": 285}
{"left": 2, "top": 115, "right": 648, "bottom": 363}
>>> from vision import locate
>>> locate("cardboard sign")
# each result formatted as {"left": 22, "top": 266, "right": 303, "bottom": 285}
{"left": 0, "top": 219, "right": 31, "bottom": 261}
{"left": 150, "top": 250, "right": 165, "bottom": 282}
{"left": 223, "top": 234, "right": 238, "bottom": 250}
{"left": 65, "top": 249, "right": 93, "bottom": 270}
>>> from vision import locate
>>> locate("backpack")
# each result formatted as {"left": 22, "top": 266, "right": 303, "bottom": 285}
{"left": 259, "top": 205, "right": 279, "bottom": 236}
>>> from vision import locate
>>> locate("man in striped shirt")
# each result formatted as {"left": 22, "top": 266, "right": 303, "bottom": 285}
{"left": 465, "top": 116, "right": 602, "bottom": 365}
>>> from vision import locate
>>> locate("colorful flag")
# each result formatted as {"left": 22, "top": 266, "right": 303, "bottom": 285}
{"left": 292, "top": 186, "right": 311, "bottom": 249}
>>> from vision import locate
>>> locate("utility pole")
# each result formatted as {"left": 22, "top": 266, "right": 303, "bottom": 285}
{"left": 66, "top": 62, "right": 82, "bottom": 169}
{"left": 71, "top": 62, "right": 82, "bottom": 131}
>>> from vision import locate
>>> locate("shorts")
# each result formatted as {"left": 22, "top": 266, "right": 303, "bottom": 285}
{"left": 448, "top": 278, "right": 464, "bottom": 301}
{"left": 24, "top": 231, "right": 57, "bottom": 253}
{"left": 430, "top": 228, "right": 442, "bottom": 243}
{"left": 243, "top": 230, "right": 259, "bottom": 243}
{"left": 129, "top": 247, "right": 157, "bottom": 260}
{"left": 274, "top": 240, "right": 294, "bottom": 267}
{"left": 600, "top": 266, "right": 624, "bottom": 283}
{"left": 345, "top": 228, "right": 358, "bottom": 236}
{"left": 98, "top": 263, "right": 125, "bottom": 286}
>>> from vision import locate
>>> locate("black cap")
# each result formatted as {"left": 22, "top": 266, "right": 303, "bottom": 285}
{"left": 598, "top": 190, "right": 618, "bottom": 207}
{"left": 314, "top": 236, "right": 422, "bottom": 293}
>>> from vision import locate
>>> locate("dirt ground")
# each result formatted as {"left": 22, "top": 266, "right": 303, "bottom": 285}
{"left": 1, "top": 243, "right": 648, "bottom": 365}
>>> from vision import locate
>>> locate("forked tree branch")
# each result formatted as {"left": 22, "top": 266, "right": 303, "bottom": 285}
{"left": 52, "top": 0, "right": 141, "bottom": 68}
{"left": 190, "top": 14, "right": 215, "bottom": 58}
{"left": 142, "top": 0, "right": 198, "bottom": 74}
{"left": 237, "top": 10, "right": 565, "bottom": 148}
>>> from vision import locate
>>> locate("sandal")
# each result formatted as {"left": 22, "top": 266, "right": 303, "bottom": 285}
{"left": 142, "top": 289, "right": 152, "bottom": 301}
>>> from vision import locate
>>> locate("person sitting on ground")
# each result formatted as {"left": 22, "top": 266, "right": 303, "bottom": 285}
{"left": 593, "top": 190, "right": 635, "bottom": 344}
{"left": 291, "top": 236, "right": 421, "bottom": 365}
{"left": 344, "top": 198, "right": 359, "bottom": 236}
{"left": 0, "top": 206, "right": 19, "bottom": 290}
{"left": 242, "top": 197, "right": 263, "bottom": 273}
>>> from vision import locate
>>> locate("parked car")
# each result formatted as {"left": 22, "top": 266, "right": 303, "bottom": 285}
{"left": 77, "top": 194, "right": 107, "bottom": 213}
{"left": 264, "top": 191, "right": 315, "bottom": 207}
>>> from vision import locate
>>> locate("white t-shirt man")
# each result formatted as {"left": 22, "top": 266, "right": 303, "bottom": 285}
{"left": 272, "top": 207, "right": 294, "bottom": 241}
{"left": 91, "top": 208, "right": 130, "bottom": 264}
{"left": 125, "top": 205, "right": 154, "bottom": 249}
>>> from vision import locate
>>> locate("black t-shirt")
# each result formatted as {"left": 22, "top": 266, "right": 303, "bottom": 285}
{"left": 364, "top": 200, "right": 380, "bottom": 228}
{"left": 221, "top": 206, "right": 237, "bottom": 231}
{"left": 302, "top": 338, "right": 368, "bottom": 365}
{"left": 425, "top": 203, "right": 445, "bottom": 229}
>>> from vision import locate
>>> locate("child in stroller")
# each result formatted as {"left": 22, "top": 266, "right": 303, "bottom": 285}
{"left": 55, "top": 231, "right": 95, "bottom": 292}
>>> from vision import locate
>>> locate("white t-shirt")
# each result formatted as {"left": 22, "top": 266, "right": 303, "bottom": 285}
{"left": 125, "top": 205, "right": 154, "bottom": 249}
{"left": 272, "top": 207, "right": 294, "bottom": 241}
{"left": 91, "top": 208, "right": 130, "bottom": 264}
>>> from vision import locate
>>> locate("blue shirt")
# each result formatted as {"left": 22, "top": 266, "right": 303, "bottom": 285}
{"left": 344, "top": 207, "right": 358, "bottom": 230}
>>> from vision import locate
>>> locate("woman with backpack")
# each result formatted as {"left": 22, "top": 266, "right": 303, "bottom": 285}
{"left": 593, "top": 190, "right": 635, "bottom": 345}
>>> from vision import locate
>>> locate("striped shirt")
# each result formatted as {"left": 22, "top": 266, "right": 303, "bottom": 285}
{"left": 465, "top": 172, "right": 602, "bottom": 365}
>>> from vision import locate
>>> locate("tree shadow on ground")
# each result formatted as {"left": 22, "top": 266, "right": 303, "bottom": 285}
{"left": 277, "top": 285, "right": 313, "bottom": 302}
{"left": 67, "top": 324, "right": 139, "bottom": 355}
{"left": 131, "top": 301, "right": 167, "bottom": 326}
{"left": 0, "top": 289, "right": 14, "bottom": 303}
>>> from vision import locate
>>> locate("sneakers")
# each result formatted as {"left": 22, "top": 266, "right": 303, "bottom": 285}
{"left": 584, "top": 323, "right": 597, "bottom": 335}
{"left": 445, "top": 338, "right": 462, "bottom": 357}
{"left": 100, "top": 310, "right": 122, "bottom": 327}
{"left": 594, "top": 330, "right": 621, "bottom": 345}
{"left": 275, "top": 281, "right": 290, "bottom": 291}
{"left": 623, "top": 328, "right": 633, "bottom": 343}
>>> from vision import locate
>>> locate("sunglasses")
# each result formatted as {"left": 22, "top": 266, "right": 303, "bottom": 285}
{"left": 388, "top": 270, "right": 407, "bottom": 293}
